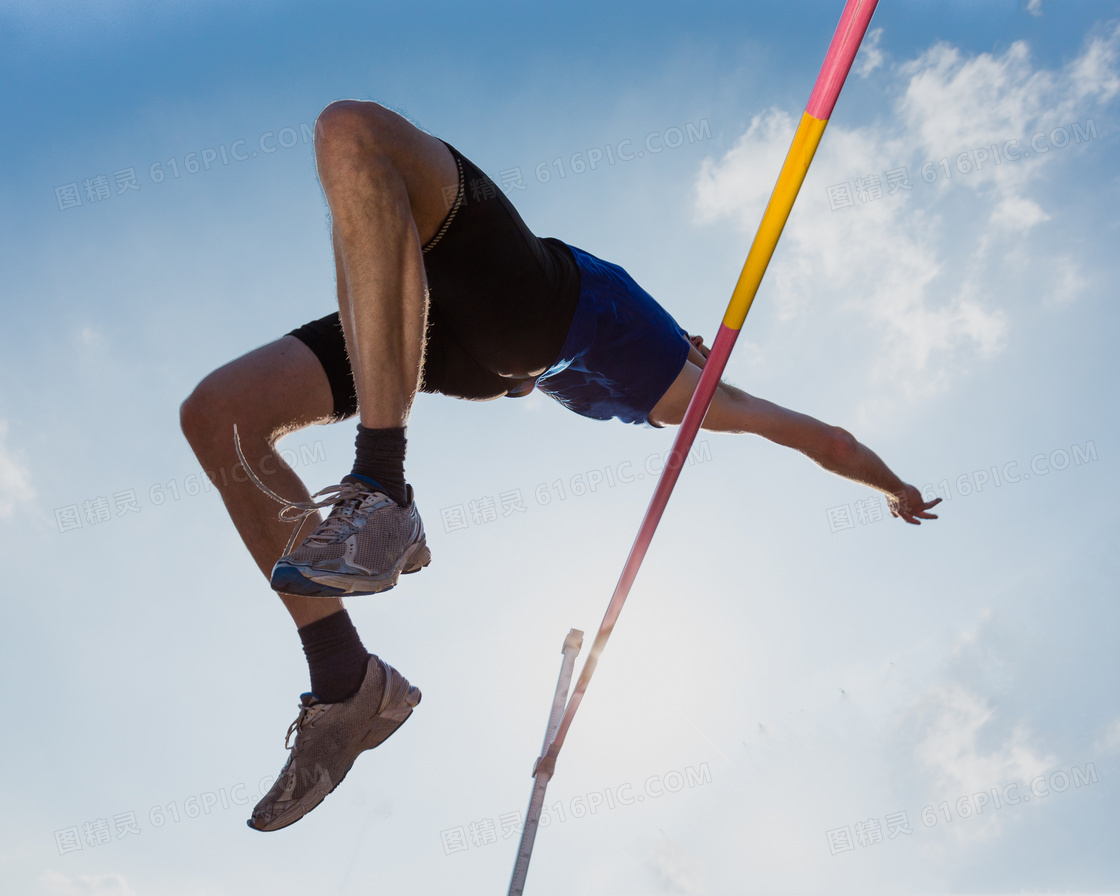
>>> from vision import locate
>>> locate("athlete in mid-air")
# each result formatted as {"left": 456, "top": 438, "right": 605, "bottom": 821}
{"left": 180, "top": 100, "right": 941, "bottom": 832}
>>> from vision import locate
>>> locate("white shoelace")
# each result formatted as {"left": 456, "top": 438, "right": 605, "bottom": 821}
{"left": 232, "top": 424, "right": 371, "bottom": 556}
{"left": 285, "top": 700, "right": 328, "bottom": 750}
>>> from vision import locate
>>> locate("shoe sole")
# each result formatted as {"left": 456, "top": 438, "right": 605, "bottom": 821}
{"left": 271, "top": 541, "right": 431, "bottom": 598}
{"left": 247, "top": 664, "right": 421, "bottom": 833}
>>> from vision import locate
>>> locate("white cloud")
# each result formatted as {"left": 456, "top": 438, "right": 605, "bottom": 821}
{"left": 1025, "top": 0, "right": 1043, "bottom": 17}
{"left": 1068, "top": 24, "right": 1120, "bottom": 105}
{"left": 645, "top": 835, "right": 708, "bottom": 895}
{"left": 989, "top": 195, "right": 1049, "bottom": 232}
{"left": 79, "top": 326, "right": 103, "bottom": 347}
{"left": 0, "top": 421, "right": 35, "bottom": 518}
{"left": 912, "top": 682, "right": 1053, "bottom": 792}
{"left": 907, "top": 682, "right": 1054, "bottom": 842}
{"left": 907, "top": 613, "right": 1054, "bottom": 805}
{"left": 1092, "top": 717, "right": 1120, "bottom": 754}
{"left": 694, "top": 109, "right": 797, "bottom": 228}
{"left": 855, "top": 27, "right": 885, "bottom": 78}
{"left": 1047, "top": 256, "right": 1089, "bottom": 307}
{"left": 693, "top": 24, "right": 1119, "bottom": 416}
{"left": 38, "top": 871, "right": 135, "bottom": 896}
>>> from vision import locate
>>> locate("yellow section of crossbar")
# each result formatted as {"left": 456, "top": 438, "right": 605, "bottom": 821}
{"left": 723, "top": 112, "right": 828, "bottom": 330}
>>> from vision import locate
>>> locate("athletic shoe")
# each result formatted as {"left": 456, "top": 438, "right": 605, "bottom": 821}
{"left": 269, "top": 476, "right": 431, "bottom": 597}
{"left": 247, "top": 656, "right": 421, "bottom": 832}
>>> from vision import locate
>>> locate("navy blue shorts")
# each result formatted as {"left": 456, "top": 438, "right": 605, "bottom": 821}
{"left": 536, "top": 245, "right": 691, "bottom": 427}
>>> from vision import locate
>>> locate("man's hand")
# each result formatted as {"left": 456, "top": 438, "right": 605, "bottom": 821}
{"left": 888, "top": 484, "right": 941, "bottom": 525}
{"left": 688, "top": 334, "right": 711, "bottom": 360}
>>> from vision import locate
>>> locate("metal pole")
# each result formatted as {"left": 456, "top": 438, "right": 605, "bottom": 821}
{"left": 507, "top": 629, "right": 583, "bottom": 896}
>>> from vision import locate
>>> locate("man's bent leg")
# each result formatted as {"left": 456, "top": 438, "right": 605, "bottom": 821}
{"left": 314, "top": 100, "right": 458, "bottom": 427}
{"left": 181, "top": 336, "right": 422, "bottom": 832}
{"left": 180, "top": 335, "right": 343, "bottom": 628}
{"left": 267, "top": 102, "right": 453, "bottom": 597}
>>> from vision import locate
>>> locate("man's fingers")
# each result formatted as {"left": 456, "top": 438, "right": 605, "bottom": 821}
{"left": 688, "top": 334, "right": 711, "bottom": 358}
{"left": 889, "top": 492, "right": 941, "bottom": 525}
{"left": 894, "top": 507, "right": 938, "bottom": 524}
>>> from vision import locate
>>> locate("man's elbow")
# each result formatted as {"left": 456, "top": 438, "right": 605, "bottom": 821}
{"left": 824, "top": 427, "right": 859, "bottom": 469}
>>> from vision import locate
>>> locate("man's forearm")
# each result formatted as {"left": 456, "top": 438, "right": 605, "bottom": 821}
{"left": 817, "top": 431, "right": 907, "bottom": 497}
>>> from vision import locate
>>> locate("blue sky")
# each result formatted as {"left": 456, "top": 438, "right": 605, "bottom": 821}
{"left": 2, "top": 1, "right": 1119, "bottom": 894}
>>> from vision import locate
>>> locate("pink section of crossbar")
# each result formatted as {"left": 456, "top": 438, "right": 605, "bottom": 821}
{"left": 805, "top": 0, "right": 880, "bottom": 120}
{"left": 543, "top": 324, "right": 741, "bottom": 762}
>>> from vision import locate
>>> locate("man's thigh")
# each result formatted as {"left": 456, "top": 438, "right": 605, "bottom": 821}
{"left": 190, "top": 336, "right": 337, "bottom": 440}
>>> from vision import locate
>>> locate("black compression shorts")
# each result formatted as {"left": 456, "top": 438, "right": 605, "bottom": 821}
{"left": 288, "top": 141, "right": 581, "bottom": 420}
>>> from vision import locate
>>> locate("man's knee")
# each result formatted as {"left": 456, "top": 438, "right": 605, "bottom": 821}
{"left": 183, "top": 337, "right": 334, "bottom": 460}
{"left": 180, "top": 374, "right": 234, "bottom": 456}
{"left": 314, "top": 100, "right": 399, "bottom": 167}
{"left": 180, "top": 367, "right": 277, "bottom": 460}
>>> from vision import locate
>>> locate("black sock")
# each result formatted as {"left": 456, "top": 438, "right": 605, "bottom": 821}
{"left": 297, "top": 610, "right": 375, "bottom": 704}
{"left": 351, "top": 425, "right": 409, "bottom": 506}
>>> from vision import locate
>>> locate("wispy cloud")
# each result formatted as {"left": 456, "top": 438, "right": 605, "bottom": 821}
{"left": 645, "top": 835, "right": 709, "bottom": 895}
{"left": 911, "top": 682, "right": 1053, "bottom": 795}
{"left": 0, "top": 421, "right": 34, "bottom": 519}
{"left": 855, "top": 27, "right": 885, "bottom": 78}
{"left": 1092, "top": 717, "right": 1120, "bottom": 755}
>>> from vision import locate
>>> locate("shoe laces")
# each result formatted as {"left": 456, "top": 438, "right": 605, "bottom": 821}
{"left": 233, "top": 425, "right": 378, "bottom": 555}
{"left": 285, "top": 700, "right": 328, "bottom": 751}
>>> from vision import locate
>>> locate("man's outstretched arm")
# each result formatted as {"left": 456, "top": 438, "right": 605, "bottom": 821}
{"left": 650, "top": 338, "right": 942, "bottom": 525}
